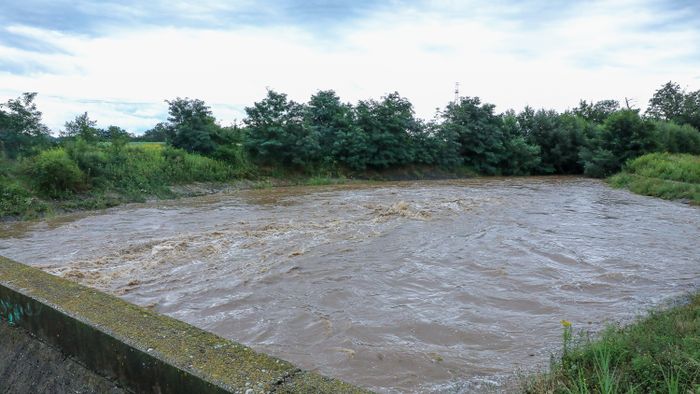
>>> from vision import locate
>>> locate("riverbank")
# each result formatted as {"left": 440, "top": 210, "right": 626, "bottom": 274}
{"left": 0, "top": 172, "right": 469, "bottom": 222}
{"left": 608, "top": 153, "right": 700, "bottom": 205}
{"left": 5, "top": 152, "right": 699, "bottom": 223}
{"left": 4, "top": 142, "right": 698, "bottom": 222}
{"left": 523, "top": 292, "right": 700, "bottom": 393}
{"left": 0, "top": 143, "right": 475, "bottom": 222}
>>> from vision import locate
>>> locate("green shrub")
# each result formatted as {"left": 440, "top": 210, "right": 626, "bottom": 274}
{"left": 623, "top": 152, "right": 700, "bottom": 183}
{"left": 213, "top": 144, "right": 251, "bottom": 168}
{"left": 66, "top": 140, "right": 109, "bottom": 179}
{"left": 162, "top": 146, "right": 232, "bottom": 183}
{"left": 608, "top": 153, "right": 700, "bottom": 203}
{"left": 652, "top": 121, "right": 700, "bottom": 155}
{"left": 24, "top": 148, "right": 87, "bottom": 197}
{"left": 0, "top": 180, "right": 49, "bottom": 217}
{"left": 580, "top": 147, "right": 619, "bottom": 178}
{"left": 101, "top": 145, "right": 166, "bottom": 194}
{"left": 580, "top": 110, "right": 657, "bottom": 177}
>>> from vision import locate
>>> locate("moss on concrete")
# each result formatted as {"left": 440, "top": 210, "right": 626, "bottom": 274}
{"left": 276, "top": 371, "right": 372, "bottom": 393}
{"left": 0, "top": 256, "right": 372, "bottom": 393}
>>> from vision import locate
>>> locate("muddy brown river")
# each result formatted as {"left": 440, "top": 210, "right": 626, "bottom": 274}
{"left": 1, "top": 177, "right": 698, "bottom": 393}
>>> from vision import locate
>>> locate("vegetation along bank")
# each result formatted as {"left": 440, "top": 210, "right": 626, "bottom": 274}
{"left": 2, "top": 81, "right": 700, "bottom": 220}
{"left": 524, "top": 293, "right": 700, "bottom": 393}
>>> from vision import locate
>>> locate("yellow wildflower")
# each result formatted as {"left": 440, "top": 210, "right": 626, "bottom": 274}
{"left": 561, "top": 320, "right": 572, "bottom": 328}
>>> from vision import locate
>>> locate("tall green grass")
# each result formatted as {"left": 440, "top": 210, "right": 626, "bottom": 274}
{"left": 525, "top": 294, "right": 700, "bottom": 393}
{"left": 1, "top": 144, "right": 240, "bottom": 219}
{"left": 608, "top": 153, "right": 700, "bottom": 204}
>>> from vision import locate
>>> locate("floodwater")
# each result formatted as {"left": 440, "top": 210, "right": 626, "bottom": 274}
{"left": 1, "top": 177, "right": 698, "bottom": 393}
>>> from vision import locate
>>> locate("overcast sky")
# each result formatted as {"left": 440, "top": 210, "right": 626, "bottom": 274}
{"left": 1, "top": 0, "right": 699, "bottom": 133}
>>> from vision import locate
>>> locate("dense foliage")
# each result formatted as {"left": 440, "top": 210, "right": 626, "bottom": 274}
{"left": 1, "top": 81, "right": 700, "bottom": 218}
{"left": 0, "top": 93, "right": 51, "bottom": 159}
{"left": 609, "top": 153, "right": 700, "bottom": 204}
{"left": 24, "top": 148, "right": 87, "bottom": 197}
{"left": 645, "top": 81, "right": 700, "bottom": 131}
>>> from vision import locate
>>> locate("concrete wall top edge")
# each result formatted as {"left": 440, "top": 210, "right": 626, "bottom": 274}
{"left": 0, "top": 255, "right": 371, "bottom": 393}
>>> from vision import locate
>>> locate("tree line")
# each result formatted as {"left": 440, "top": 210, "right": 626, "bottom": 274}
{"left": 2, "top": 81, "right": 700, "bottom": 179}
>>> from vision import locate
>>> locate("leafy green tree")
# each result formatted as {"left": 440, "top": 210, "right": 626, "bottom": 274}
{"left": 579, "top": 146, "right": 618, "bottom": 178}
{"left": 140, "top": 122, "right": 169, "bottom": 142}
{"left": 500, "top": 112, "right": 540, "bottom": 175}
{"left": 209, "top": 124, "right": 249, "bottom": 168}
{"left": 519, "top": 109, "right": 589, "bottom": 174}
{"left": 355, "top": 92, "right": 418, "bottom": 169}
{"left": 439, "top": 96, "right": 506, "bottom": 174}
{"left": 428, "top": 118, "right": 463, "bottom": 169}
{"left": 681, "top": 89, "right": 700, "bottom": 131}
{"left": 165, "top": 98, "right": 218, "bottom": 154}
{"left": 408, "top": 120, "right": 440, "bottom": 166}
{"left": 573, "top": 99, "right": 620, "bottom": 124}
{"left": 99, "top": 125, "right": 132, "bottom": 144}
{"left": 646, "top": 81, "right": 700, "bottom": 130}
{"left": 244, "top": 90, "right": 320, "bottom": 167}
{"left": 64, "top": 138, "right": 108, "bottom": 179}
{"left": 646, "top": 82, "right": 686, "bottom": 122}
{"left": 305, "top": 90, "right": 369, "bottom": 170}
{"left": 601, "top": 110, "right": 657, "bottom": 162}
{"left": 581, "top": 109, "right": 657, "bottom": 177}
{"left": 0, "top": 92, "right": 51, "bottom": 158}
{"left": 62, "top": 112, "right": 100, "bottom": 143}
{"left": 24, "top": 148, "right": 86, "bottom": 197}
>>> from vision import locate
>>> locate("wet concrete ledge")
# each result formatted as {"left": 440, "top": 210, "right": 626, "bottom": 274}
{"left": 0, "top": 256, "right": 371, "bottom": 393}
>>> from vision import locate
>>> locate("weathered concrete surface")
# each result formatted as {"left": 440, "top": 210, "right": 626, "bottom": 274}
{"left": 0, "top": 256, "right": 371, "bottom": 393}
{"left": 0, "top": 323, "right": 126, "bottom": 394}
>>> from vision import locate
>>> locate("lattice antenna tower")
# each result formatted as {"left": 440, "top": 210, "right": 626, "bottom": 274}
{"left": 454, "top": 82, "right": 460, "bottom": 104}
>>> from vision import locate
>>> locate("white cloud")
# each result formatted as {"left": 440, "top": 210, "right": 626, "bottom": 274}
{"left": 0, "top": 0, "right": 698, "bottom": 133}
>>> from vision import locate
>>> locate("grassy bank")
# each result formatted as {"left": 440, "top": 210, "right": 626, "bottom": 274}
{"left": 608, "top": 153, "right": 700, "bottom": 204}
{"left": 0, "top": 142, "right": 479, "bottom": 221}
{"left": 525, "top": 293, "right": 700, "bottom": 393}
{"left": 4, "top": 147, "right": 697, "bottom": 222}
{"left": 0, "top": 143, "right": 247, "bottom": 220}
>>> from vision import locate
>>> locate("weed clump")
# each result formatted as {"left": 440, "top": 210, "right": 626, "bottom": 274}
{"left": 24, "top": 148, "right": 87, "bottom": 198}
{"left": 525, "top": 294, "right": 700, "bottom": 393}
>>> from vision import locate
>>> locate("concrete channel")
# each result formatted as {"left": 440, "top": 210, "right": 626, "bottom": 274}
{"left": 0, "top": 256, "right": 371, "bottom": 393}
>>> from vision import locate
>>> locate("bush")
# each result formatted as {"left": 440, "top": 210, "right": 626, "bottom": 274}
{"left": 66, "top": 139, "right": 109, "bottom": 180}
{"left": 652, "top": 121, "right": 700, "bottom": 154}
{"left": 162, "top": 146, "right": 232, "bottom": 183}
{"left": 102, "top": 145, "right": 167, "bottom": 195}
{"left": 623, "top": 152, "right": 700, "bottom": 183}
{"left": 24, "top": 148, "right": 86, "bottom": 197}
{"left": 608, "top": 153, "right": 700, "bottom": 204}
{"left": 520, "top": 110, "right": 590, "bottom": 174}
{"left": 0, "top": 180, "right": 49, "bottom": 217}
{"left": 501, "top": 136, "right": 541, "bottom": 175}
{"left": 212, "top": 144, "right": 253, "bottom": 175}
{"left": 580, "top": 147, "right": 619, "bottom": 178}
{"left": 600, "top": 110, "right": 657, "bottom": 164}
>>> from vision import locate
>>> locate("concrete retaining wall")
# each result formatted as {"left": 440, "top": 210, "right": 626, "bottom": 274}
{"left": 0, "top": 322, "right": 126, "bottom": 393}
{"left": 0, "top": 256, "right": 370, "bottom": 393}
